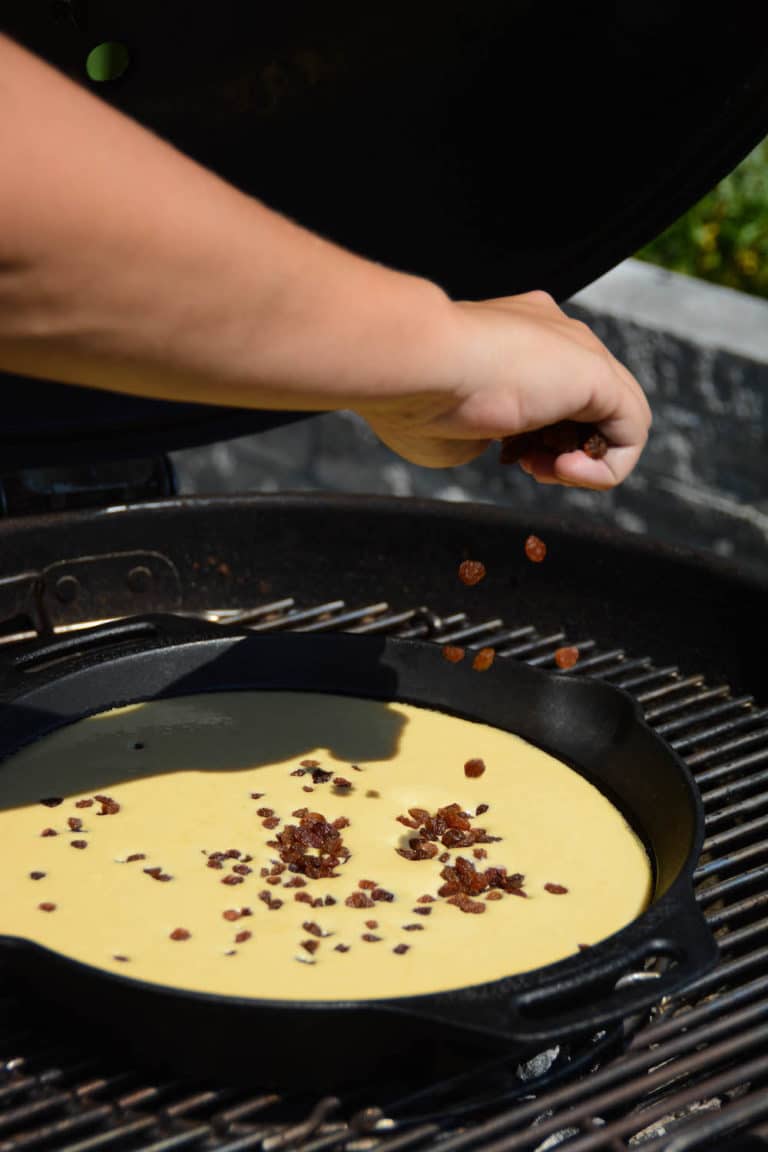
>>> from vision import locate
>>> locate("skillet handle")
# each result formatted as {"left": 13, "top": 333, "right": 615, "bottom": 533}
{"left": 508, "top": 898, "right": 717, "bottom": 1045}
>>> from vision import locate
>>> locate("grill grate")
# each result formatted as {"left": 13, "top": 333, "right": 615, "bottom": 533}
{"left": 1, "top": 595, "right": 767, "bottom": 1152}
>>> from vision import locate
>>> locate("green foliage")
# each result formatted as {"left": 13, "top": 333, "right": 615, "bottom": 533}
{"left": 637, "top": 138, "right": 768, "bottom": 299}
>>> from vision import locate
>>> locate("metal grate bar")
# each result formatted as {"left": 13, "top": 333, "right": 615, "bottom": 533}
{"left": 246, "top": 601, "right": 346, "bottom": 631}
{"left": 298, "top": 604, "right": 390, "bottom": 633}
{"left": 655, "top": 697, "right": 756, "bottom": 737}
{"left": 636, "top": 675, "right": 705, "bottom": 703}
{"left": 685, "top": 725, "right": 768, "bottom": 767}
{"left": 670, "top": 708, "right": 768, "bottom": 753}
{"left": 694, "top": 837, "right": 768, "bottom": 880}
{"left": 700, "top": 767, "right": 768, "bottom": 808}
{"left": 642, "top": 685, "right": 732, "bottom": 721}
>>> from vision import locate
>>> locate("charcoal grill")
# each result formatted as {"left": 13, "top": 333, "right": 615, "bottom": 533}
{"left": 0, "top": 497, "right": 766, "bottom": 1150}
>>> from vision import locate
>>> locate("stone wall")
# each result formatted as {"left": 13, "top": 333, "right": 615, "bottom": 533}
{"left": 173, "top": 259, "right": 768, "bottom": 582}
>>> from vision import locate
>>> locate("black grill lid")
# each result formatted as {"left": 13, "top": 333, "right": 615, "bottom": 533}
{"left": 3, "top": 1, "right": 768, "bottom": 465}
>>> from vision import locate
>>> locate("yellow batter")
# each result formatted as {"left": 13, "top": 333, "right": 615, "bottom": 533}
{"left": 0, "top": 692, "right": 651, "bottom": 1000}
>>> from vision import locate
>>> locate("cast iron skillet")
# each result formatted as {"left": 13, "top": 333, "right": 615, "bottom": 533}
{"left": 0, "top": 616, "right": 716, "bottom": 1084}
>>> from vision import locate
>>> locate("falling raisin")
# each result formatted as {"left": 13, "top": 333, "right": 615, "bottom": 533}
{"left": 29, "top": 871, "right": 46, "bottom": 880}
{"left": 362, "top": 933, "right": 382, "bottom": 943}
{"left": 442, "top": 645, "right": 466, "bottom": 664}
{"left": 40, "top": 797, "right": 63, "bottom": 808}
{"left": 458, "top": 560, "right": 486, "bottom": 586}
{"left": 38, "top": 902, "right": 56, "bottom": 912}
{"left": 554, "top": 646, "right": 580, "bottom": 670}
{"left": 464, "top": 758, "right": 486, "bottom": 779}
{"left": 235, "top": 930, "right": 252, "bottom": 944}
{"left": 70, "top": 840, "right": 88, "bottom": 850}
{"left": 472, "top": 648, "right": 495, "bottom": 672}
{"left": 169, "top": 928, "right": 190, "bottom": 941}
{"left": 524, "top": 535, "right": 547, "bottom": 563}
{"left": 393, "top": 944, "right": 410, "bottom": 955}
{"left": 545, "top": 883, "right": 569, "bottom": 894}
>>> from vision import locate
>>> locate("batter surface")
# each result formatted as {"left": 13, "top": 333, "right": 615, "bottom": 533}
{"left": 0, "top": 692, "right": 652, "bottom": 1000}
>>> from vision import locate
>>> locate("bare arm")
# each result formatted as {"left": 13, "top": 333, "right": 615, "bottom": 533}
{"left": 0, "top": 35, "right": 650, "bottom": 487}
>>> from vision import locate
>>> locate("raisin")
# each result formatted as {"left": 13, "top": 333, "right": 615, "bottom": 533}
{"left": 207, "top": 859, "right": 224, "bottom": 870}
{"left": 300, "top": 759, "right": 320, "bottom": 769}
{"left": 582, "top": 431, "right": 609, "bottom": 460}
{"left": 442, "top": 645, "right": 466, "bottom": 664}
{"left": 334, "top": 943, "right": 350, "bottom": 953}
{"left": 473, "top": 848, "right": 488, "bottom": 860}
{"left": 75, "top": 799, "right": 94, "bottom": 809}
{"left": 29, "top": 871, "right": 46, "bottom": 880}
{"left": 223, "top": 910, "right": 241, "bottom": 921}
{"left": 544, "top": 883, "right": 569, "bottom": 894}
{"left": 233, "top": 864, "right": 252, "bottom": 876}
{"left": 126, "top": 853, "right": 146, "bottom": 863}
{"left": 524, "top": 534, "right": 547, "bottom": 563}
{"left": 295, "top": 891, "right": 313, "bottom": 904}
{"left": 358, "top": 879, "right": 377, "bottom": 890}
{"left": 416, "top": 895, "right": 434, "bottom": 904}
{"left": 333, "top": 817, "right": 350, "bottom": 829}
{"left": 285, "top": 876, "right": 307, "bottom": 888}
{"left": 554, "top": 646, "right": 580, "bottom": 670}
{"left": 40, "top": 798, "right": 63, "bottom": 808}
{"left": 366, "top": 790, "right": 380, "bottom": 798}
{"left": 169, "top": 928, "right": 190, "bottom": 941}
{"left": 250, "top": 792, "right": 265, "bottom": 799}
{"left": 302, "top": 921, "right": 323, "bottom": 937}
{"left": 397, "top": 815, "right": 420, "bottom": 829}
{"left": 67, "top": 817, "right": 83, "bottom": 832}
{"left": 222, "top": 874, "right": 244, "bottom": 886}
{"left": 324, "top": 895, "right": 337, "bottom": 906}
{"left": 403, "top": 924, "right": 424, "bottom": 932}
{"left": 472, "top": 648, "right": 495, "bottom": 672}
{"left": 256, "top": 808, "right": 274, "bottom": 818}
{"left": 393, "top": 944, "right": 410, "bottom": 955}
{"left": 364, "top": 919, "right": 379, "bottom": 930}
{"left": 38, "top": 902, "right": 56, "bottom": 912}
{"left": 97, "top": 798, "right": 120, "bottom": 815}
{"left": 262, "top": 817, "right": 280, "bottom": 829}
{"left": 41, "top": 829, "right": 57, "bottom": 837}
{"left": 372, "top": 888, "right": 395, "bottom": 902}
{"left": 447, "top": 894, "right": 486, "bottom": 914}
{"left": 268, "top": 899, "right": 283, "bottom": 911}
{"left": 226, "top": 850, "right": 241, "bottom": 859}
{"left": 346, "top": 892, "right": 375, "bottom": 909}
{"left": 302, "top": 786, "right": 314, "bottom": 793}
{"left": 292, "top": 808, "right": 310, "bottom": 819}
{"left": 476, "top": 804, "right": 489, "bottom": 816}
{"left": 266, "top": 875, "right": 282, "bottom": 886}
{"left": 578, "top": 943, "right": 591, "bottom": 951}
{"left": 235, "top": 930, "right": 252, "bottom": 944}
{"left": 464, "top": 758, "right": 486, "bottom": 778}
{"left": 70, "top": 840, "right": 88, "bottom": 849}
{"left": 113, "top": 955, "right": 129, "bottom": 962}
{"left": 486, "top": 890, "right": 503, "bottom": 901}
{"left": 333, "top": 777, "right": 351, "bottom": 789}
{"left": 458, "top": 560, "right": 486, "bottom": 586}
{"left": 362, "top": 933, "right": 381, "bottom": 943}
{"left": 301, "top": 939, "right": 320, "bottom": 954}
{"left": 412, "top": 906, "right": 432, "bottom": 916}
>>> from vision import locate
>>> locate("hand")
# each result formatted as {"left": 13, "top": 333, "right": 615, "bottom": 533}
{"left": 359, "top": 290, "right": 651, "bottom": 489}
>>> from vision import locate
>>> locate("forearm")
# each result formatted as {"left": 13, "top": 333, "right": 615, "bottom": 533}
{"left": 0, "top": 35, "right": 451, "bottom": 413}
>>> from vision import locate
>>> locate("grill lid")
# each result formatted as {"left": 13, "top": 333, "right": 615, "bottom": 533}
{"left": 3, "top": 1, "right": 768, "bottom": 464}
